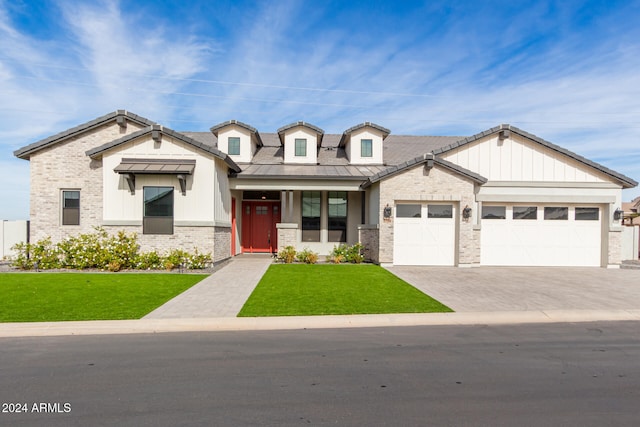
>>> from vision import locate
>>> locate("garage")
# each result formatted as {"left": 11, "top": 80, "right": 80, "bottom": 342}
{"left": 393, "top": 203, "right": 456, "bottom": 266}
{"left": 480, "top": 204, "right": 602, "bottom": 266}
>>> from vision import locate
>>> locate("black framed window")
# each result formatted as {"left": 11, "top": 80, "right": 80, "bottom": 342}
{"left": 228, "top": 137, "right": 240, "bottom": 155}
{"left": 482, "top": 206, "right": 506, "bottom": 219}
{"left": 513, "top": 206, "right": 537, "bottom": 220}
{"left": 328, "top": 191, "right": 347, "bottom": 242}
{"left": 62, "top": 190, "right": 80, "bottom": 225}
{"left": 143, "top": 187, "right": 174, "bottom": 235}
{"left": 544, "top": 207, "right": 568, "bottom": 220}
{"left": 301, "top": 191, "right": 320, "bottom": 241}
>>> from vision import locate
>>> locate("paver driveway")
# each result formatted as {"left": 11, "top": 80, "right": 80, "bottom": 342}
{"left": 385, "top": 266, "right": 640, "bottom": 312}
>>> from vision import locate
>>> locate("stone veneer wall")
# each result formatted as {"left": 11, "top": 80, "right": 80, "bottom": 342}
{"left": 608, "top": 229, "right": 622, "bottom": 266}
{"left": 29, "top": 121, "right": 145, "bottom": 244}
{"left": 377, "top": 165, "right": 480, "bottom": 265}
{"left": 276, "top": 223, "right": 298, "bottom": 251}
{"left": 102, "top": 225, "right": 232, "bottom": 264}
{"left": 358, "top": 225, "right": 379, "bottom": 263}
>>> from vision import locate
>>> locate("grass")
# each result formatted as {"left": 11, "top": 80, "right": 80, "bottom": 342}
{"left": 238, "top": 264, "right": 452, "bottom": 317}
{"left": 0, "top": 273, "right": 207, "bottom": 322}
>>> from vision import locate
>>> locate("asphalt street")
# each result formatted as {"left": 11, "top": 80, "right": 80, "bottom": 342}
{"left": 1, "top": 321, "right": 640, "bottom": 426}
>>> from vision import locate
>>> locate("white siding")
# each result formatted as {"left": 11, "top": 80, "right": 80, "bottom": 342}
{"left": 441, "top": 134, "right": 610, "bottom": 183}
{"left": 214, "top": 158, "right": 231, "bottom": 225}
{"left": 283, "top": 127, "right": 318, "bottom": 164}
{"left": 345, "top": 128, "right": 384, "bottom": 165}
{"left": 216, "top": 125, "right": 257, "bottom": 163}
{"left": 102, "top": 135, "right": 217, "bottom": 223}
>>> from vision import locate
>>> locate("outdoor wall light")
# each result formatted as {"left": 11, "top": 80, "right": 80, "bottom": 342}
{"left": 613, "top": 208, "right": 624, "bottom": 221}
{"left": 462, "top": 205, "right": 472, "bottom": 220}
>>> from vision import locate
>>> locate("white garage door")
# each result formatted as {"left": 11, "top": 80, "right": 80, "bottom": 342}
{"left": 394, "top": 203, "right": 456, "bottom": 266}
{"left": 481, "top": 205, "right": 602, "bottom": 266}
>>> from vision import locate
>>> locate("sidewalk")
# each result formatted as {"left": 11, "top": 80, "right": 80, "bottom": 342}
{"left": 2, "top": 310, "right": 640, "bottom": 338}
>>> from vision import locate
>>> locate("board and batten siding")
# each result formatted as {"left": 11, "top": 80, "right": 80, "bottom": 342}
{"left": 440, "top": 133, "right": 610, "bottom": 183}
{"left": 102, "top": 135, "right": 216, "bottom": 223}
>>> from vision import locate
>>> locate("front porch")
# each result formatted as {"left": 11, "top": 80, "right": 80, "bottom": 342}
{"left": 231, "top": 189, "right": 369, "bottom": 257}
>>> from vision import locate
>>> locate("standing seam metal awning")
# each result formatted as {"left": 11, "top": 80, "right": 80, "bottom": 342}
{"left": 114, "top": 158, "right": 196, "bottom": 174}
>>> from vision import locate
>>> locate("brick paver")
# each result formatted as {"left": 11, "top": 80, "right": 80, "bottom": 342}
{"left": 144, "top": 255, "right": 273, "bottom": 318}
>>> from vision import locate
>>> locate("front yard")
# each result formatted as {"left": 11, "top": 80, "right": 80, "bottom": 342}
{"left": 0, "top": 273, "right": 207, "bottom": 322}
{"left": 238, "top": 264, "right": 452, "bottom": 316}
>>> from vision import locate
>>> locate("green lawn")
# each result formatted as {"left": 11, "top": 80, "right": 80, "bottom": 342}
{"left": 238, "top": 264, "right": 452, "bottom": 317}
{"left": 0, "top": 273, "right": 207, "bottom": 322}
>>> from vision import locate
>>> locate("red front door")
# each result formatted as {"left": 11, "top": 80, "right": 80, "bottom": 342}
{"left": 241, "top": 201, "right": 280, "bottom": 253}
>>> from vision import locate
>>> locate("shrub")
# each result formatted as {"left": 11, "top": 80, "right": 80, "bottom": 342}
{"left": 346, "top": 242, "right": 365, "bottom": 264}
{"left": 296, "top": 248, "right": 319, "bottom": 264}
{"left": 12, "top": 238, "right": 61, "bottom": 270}
{"left": 11, "top": 229, "right": 211, "bottom": 271}
{"left": 327, "top": 244, "right": 348, "bottom": 264}
{"left": 328, "top": 243, "right": 364, "bottom": 264}
{"left": 278, "top": 246, "right": 297, "bottom": 263}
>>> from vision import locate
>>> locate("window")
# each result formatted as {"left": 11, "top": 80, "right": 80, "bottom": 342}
{"left": 428, "top": 204, "right": 452, "bottom": 218}
{"left": 328, "top": 191, "right": 347, "bottom": 242}
{"left": 256, "top": 206, "right": 268, "bottom": 215}
{"left": 513, "top": 206, "right": 537, "bottom": 220}
{"left": 302, "top": 191, "right": 320, "bottom": 241}
{"left": 228, "top": 137, "right": 240, "bottom": 155}
{"left": 62, "top": 190, "right": 80, "bottom": 225}
{"left": 361, "top": 139, "right": 373, "bottom": 157}
{"left": 482, "top": 206, "right": 506, "bottom": 219}
{"left": 544, "top": 207, "right": 568, "bottom": 220}
{"left": 143, "top": 187, "right": 174, "bottom": 235}
{"left": 295, "top": 138, "right": 307, "bottom": 157}
{"left": 396, "top": 204, "right": 421, "bottom": 218}
{"left": 575, "top": 207, "right": 599, "bottom": 221}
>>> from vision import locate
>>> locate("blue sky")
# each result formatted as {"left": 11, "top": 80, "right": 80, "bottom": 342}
{"left": 1, "top": 0, "right": 639, "bottom": 219}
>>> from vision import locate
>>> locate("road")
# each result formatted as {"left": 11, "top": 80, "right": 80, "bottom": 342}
{"left": 1, "top": 322, "right": 639, "bottom": 426}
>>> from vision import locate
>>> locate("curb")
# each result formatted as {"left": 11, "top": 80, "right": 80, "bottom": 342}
{"left": 2, "top": 310, "right": 640, "bottom": 338}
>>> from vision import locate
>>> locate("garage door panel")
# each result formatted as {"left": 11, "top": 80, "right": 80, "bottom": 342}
{"left": 394, "top": 204, "right": 455, "bottom": 266}
{"left": 481, "top": 205, "right": 601, "bottom": 267}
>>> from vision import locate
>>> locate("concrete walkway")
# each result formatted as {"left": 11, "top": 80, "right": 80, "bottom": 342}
{"left": 143, "top": 254, "right": 273, "bottom": 319}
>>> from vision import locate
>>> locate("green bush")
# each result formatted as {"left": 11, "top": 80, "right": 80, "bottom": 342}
{"left": 278, "top": 246, "right": 297, "bottom": 263}
{"left": 11, "top": 229, "right": 211, "bottom": 271}
{"left": 296, "top": 248, "right": 319, "bottom": 264}
{"left": 328, "top": 243, "right": 364, "bottom": 264}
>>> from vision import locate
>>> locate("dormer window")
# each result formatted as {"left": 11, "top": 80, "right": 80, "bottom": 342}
{"left": 361, "top": 139, "right": 373, "bottom": 157}
{"left": 277, "top": 121, "right": 324, "bottom": 164}
{"left": 295, "top": 139, "right": 307, "bottom": 156}
{"left": 228, "top": 137, "right": 240, "bottom": 155}
{"left": 339, "top": 122, "right": 390, "bottom": 165}
{"left": 210, "top": 120, "right": 263, "bottom": 163}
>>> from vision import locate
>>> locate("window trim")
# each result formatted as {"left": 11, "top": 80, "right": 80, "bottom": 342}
{"left": 228, "top": 136, "right": 240, "bottom": 155}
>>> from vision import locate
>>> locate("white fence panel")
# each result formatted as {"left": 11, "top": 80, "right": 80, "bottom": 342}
{"left": 1, "top": 220, "right": 29, "bottom": 260}
{"left": 621, "top": 226, "right": 640, "bottom": 261}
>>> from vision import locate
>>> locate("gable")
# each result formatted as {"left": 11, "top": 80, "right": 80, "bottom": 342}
{"left": 439, "top": 130, "right": 627, "bottom": 185}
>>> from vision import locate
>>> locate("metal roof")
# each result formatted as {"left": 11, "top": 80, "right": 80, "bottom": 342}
{"left": 114, "top": 158, "right": 196, "bottom": 175}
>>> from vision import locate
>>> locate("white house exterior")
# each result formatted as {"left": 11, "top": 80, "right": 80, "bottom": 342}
{"left": 14, "top": 110, "right": 638, "bottom": 267}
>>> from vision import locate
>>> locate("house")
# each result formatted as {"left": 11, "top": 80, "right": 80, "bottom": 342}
{"left": 14, "top": 110, "right": 638, "bottom": 267}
